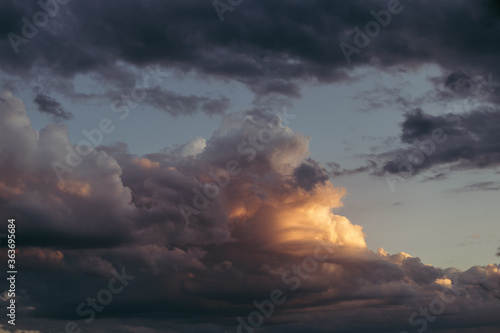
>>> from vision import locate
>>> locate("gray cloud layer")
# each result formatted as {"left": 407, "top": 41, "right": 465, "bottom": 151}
{"left": 2, "top": 0, "right": 500, "bottom": 100}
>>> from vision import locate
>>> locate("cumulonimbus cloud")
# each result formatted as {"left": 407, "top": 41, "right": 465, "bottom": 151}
{"left": 1, "top": 91, "right": 499, "bottom": 332}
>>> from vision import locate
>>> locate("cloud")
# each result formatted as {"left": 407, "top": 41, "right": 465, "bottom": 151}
{"left": 144, "top": 89, "right": 230, "bottom": 116}
{"left": 445, "top": 70, "right": 474, "bottom": 95}
{"left": 1, "top": 0, "right": 500, "bottom": 331}
{"left": 350, "top": 86, "right": 423, "bottom": 112}
{"left": 326, "top": 160, "right": 377, "bottom": 177}
{"left": 2, "top": 0, "right": 500, "bottom": 102}
{"left": 2, "top": 92, "right": 500, "bottom": 332}
{"left": 33, "top": 94, "right": 73, "bottom": 122}
{"left": 422, "top": 172, "right": 448, "bottom": 182}
{"left": 292, "top": 158, "right": 329, "bottom": 191}
{"left": 0, "top": 91, "right": 134, "bottom": 249}
{"left": 371, "top": 107, "right": 500, "bottom": 179}
{"left": 329, "top": 69, "right": 500, "bottom": 182}
{"left": 452, "top": 181, "right": 500, "bottom": 193}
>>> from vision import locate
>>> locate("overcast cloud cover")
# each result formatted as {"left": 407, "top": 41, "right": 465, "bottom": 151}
{"left": 1, "top": 0, "right": 500, "bottom": 332}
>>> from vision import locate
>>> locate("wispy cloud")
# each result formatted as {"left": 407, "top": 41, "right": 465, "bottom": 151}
{"left": 452, "top": 181, "right": 500, "bottom": 193}
{"left": 34, "top": 94, "right": 73, "bottom": 122}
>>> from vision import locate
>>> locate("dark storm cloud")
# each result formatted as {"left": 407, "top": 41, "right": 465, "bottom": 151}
{"left": 399, "top": 108, "right": 447, "bottom": 144}
{"left": 326, "top": 93, "right": 500, "bottom": 180}
{"left": 344, "top": 64, "right": 499, "bottom": 181}
{"left": 2, "top": 0, "right": 500, "bottom": 100}
{"left": 330, "top": 97, "right": 500, "bottom": 180}
{"left": 379, "top": 107, "right": 500, "bottom": 177}
{"left": 438, "top": 70, "right": 500, "bottom": 105}
{"left": 293, "top": 158, "right": 329, "bottom": 191}
{"left": 34, "top": 93, "right": 73, "bottom": 121}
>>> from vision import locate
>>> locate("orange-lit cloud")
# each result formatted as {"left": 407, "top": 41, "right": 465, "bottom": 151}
{"left": 132, "top": 158, "right": 160, "bottom": 169}
{"left": 0, "top": 181, "right": 24, "bottom": 199}
{"left": 56, "top": 180, "right": 91, "bottom": 197}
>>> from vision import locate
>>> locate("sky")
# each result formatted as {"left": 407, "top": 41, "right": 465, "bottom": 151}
{"left": 0, "top": 0, "right": 500, "bottom": 332}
